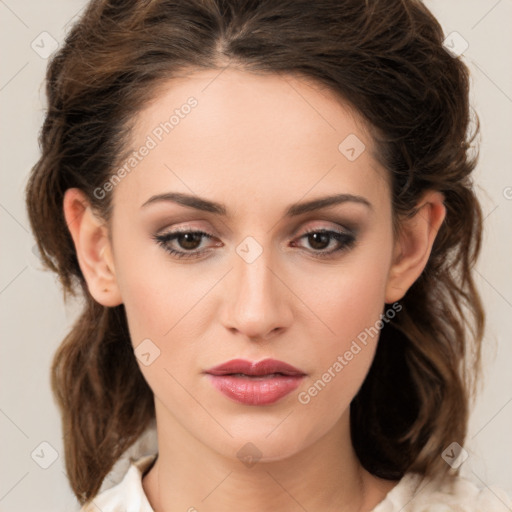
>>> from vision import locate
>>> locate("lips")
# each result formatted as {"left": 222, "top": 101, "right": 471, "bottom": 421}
{"left": 205, "top": 358, "right": 306, "bottom": 377}
{"left": 204, "top": 358, "right": 306, "bottom": 406}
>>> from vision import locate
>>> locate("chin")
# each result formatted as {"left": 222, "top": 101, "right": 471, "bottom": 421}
{"left": 207, "top": 419, "right": 320, "bottom": 465}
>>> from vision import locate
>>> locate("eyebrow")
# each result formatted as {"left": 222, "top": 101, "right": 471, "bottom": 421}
{"left": 140, "top": 192, "right": 373, "bottom": 217}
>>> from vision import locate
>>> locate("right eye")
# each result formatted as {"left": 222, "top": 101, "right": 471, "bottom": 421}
{"left": 152, "top": 229, "right": 221, "bottom": 259}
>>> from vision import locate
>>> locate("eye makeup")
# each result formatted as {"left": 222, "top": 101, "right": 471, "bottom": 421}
{"left": 151, "top": 225, "right": 357, "bottom": 261}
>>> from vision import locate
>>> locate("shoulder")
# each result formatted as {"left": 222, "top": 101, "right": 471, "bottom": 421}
{"left": 372, "top": 471, "right": 512, "bottom": 512}
{"left": 80, "top": 453, "right": 157, "bottom": 512}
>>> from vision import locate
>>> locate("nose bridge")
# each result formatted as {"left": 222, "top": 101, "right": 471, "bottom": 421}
{"left": 223, "top": 236, "right": 291, "bottom": 339}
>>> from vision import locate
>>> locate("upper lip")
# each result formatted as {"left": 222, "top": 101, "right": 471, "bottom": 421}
{"left": 205, "top": 358, "right": 306, "bottom": 376}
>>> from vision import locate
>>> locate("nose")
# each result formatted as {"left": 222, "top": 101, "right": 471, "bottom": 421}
{"left": 220, "top": 244, "right": 293, "bottom": 342}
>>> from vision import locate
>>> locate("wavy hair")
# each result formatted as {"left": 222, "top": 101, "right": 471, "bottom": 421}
{"left": 25, "top": 0, "right": 484, "bottom": 505}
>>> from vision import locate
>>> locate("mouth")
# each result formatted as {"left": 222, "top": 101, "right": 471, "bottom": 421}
{"left": 222, "top": 373, "right": 292, "bottom": 378}
{"left": 205, "top": 358, "right": 306, "bottom": 377}
{"left": 204, "top": 358, "right": 306, "bottom": 405}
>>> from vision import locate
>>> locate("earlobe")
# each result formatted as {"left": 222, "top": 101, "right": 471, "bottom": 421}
{"left": 63, "top": 188, "right": 123, "bottom": 307}
{"left": 385, "top": 190, "right": 446, "bottom": 304}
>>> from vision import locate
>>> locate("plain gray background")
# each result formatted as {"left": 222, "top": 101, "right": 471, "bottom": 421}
{"left": 1, "top": 1, "right": 511, "bottom": 510}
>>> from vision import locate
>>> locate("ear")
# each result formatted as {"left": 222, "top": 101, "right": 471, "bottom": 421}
{"left": 62, "top": 187, "right": 123, "bottom": 307}
{"left": 385, "top": 189, "right": 446, "bottom": 304}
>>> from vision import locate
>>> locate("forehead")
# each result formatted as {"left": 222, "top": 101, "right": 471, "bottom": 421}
{"left": 112, "top": 68, "right": 390, "bottom": 217}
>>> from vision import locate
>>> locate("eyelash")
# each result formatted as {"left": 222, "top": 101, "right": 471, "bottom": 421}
{"left": 152, "top": 227, "right": 356, "bottom": 260}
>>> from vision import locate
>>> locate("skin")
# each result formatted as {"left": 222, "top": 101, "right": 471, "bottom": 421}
{"left": 63, "top": 68, "right": 446, "bottom": 512}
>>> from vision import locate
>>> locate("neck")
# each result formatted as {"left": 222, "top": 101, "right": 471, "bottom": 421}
{"left": 142, "top": 402, "right": 397, "bottom": 512}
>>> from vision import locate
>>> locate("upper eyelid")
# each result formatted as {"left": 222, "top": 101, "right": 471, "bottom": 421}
{"left": 156, "top": 215, "right": 358, "bottom": 234}
{"left": 158, "top": 224, "right": 353, "bottom": 238}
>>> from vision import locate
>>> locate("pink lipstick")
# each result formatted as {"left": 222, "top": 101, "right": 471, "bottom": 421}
{"left": 205, "top": 358, "right": 306, "bottom": 406}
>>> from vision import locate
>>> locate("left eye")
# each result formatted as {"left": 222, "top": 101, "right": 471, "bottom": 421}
{"left": 152, "top": 228, "right": 356, "bottom": 260}
{"left": 292, "top": 228, "right": 356, "bottom": 257}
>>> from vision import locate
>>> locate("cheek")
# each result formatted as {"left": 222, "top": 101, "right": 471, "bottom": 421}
{"left": 294, "top": 240, "right": 393, "bottom": 408}
{"left": 113, "top": 251, "right": 202, "bottom": 397}
{"left": 112, "top": 233, "right": 218, "bottom": 391}
{"left": 301, "top": 250, "right": 392, "bottom": 353}
{"left": 112, "top": 226, "right": 201, "bottom": 342}
{"left": 117, "top": 269, "right": 172, "bottom": 346}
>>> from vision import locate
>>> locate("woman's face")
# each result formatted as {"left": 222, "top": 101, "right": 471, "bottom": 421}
{"left": 108, "top": 68, "right": 397, "bottom": 461}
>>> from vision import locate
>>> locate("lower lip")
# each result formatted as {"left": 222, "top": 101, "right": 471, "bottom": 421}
{"left": 206, "top": 374, "right": 305, "bottom": 405}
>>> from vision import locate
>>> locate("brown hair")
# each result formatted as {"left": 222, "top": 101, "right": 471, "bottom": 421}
{"left": 25, "top": 0, "right": 484, "bottom": 506}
